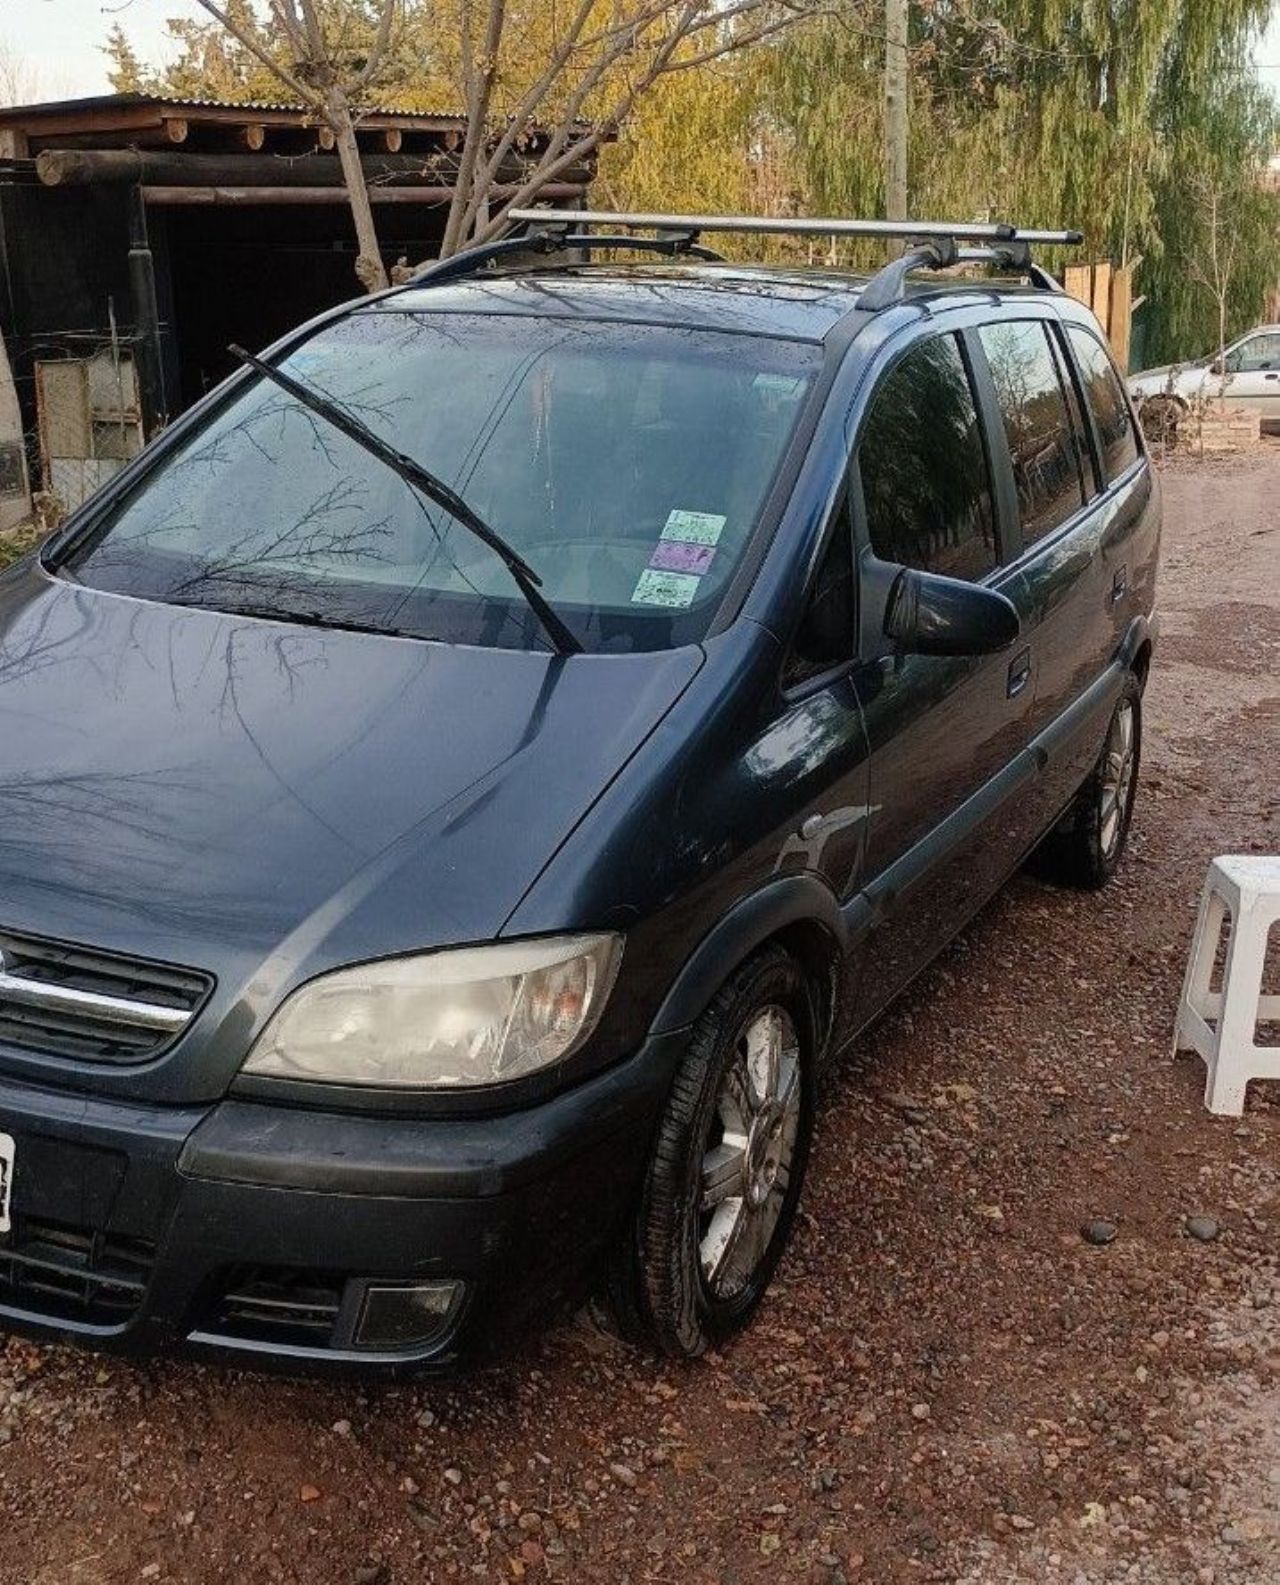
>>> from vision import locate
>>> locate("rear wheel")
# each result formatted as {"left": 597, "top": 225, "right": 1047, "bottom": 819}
{"left": 1033, "top": 675, "right": 1142, "bottom": 890}
{"left": 604, "top": 946, "right": 817, "bottom": 1357}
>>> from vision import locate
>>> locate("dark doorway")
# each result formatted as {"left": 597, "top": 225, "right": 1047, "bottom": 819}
{"left": 155, "top": 201, "right": 448, "bottom": 409}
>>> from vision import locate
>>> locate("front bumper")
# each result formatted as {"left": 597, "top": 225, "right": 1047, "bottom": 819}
{"left": 0, "top": 1034, "right": 682, "bottom": 1372}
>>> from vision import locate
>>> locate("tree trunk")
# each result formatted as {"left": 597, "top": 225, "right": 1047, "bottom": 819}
{"left": 326, "top": 86, "right": 389, "bottom": 292}
{"left": 883, "top": 0, "right": 909, "bottom": 229}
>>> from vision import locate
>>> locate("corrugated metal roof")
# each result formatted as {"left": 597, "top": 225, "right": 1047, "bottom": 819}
{"left": 0, "top": 91, "right": 467, "bottom": 124}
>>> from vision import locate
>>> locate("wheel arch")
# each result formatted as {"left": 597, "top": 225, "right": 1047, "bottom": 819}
{"left": 649, "top": 875, "right": 848, "bottom": 1050}
{"left": 1118, "top": 612, "right": 1155, "bottom": 689}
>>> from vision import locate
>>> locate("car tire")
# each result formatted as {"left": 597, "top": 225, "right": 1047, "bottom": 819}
{"left": 603, "top": 945, "right": 817, "bottom": 1358}
{"left": 1032, "top": 674, "right": 1142, "bottom": 891}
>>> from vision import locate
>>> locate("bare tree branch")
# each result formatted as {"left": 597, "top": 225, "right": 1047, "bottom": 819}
{"left": 191, "top": 0, "right": 316, "bottom": 102}
{"left": 192, "top": 0, "right": 400, "bottom": 292}
{"left": 440, "top": 0, "right": 827, "bottom": 254}
{"left": 353, "top": 0, "right": 400, "bottom": 90}
{"left": 443, "top": 0, "right": 510, "bottom": 255}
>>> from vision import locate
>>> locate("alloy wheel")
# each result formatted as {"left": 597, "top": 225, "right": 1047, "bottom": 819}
{"left": 1100, "top": 696, "right": 1137, "bottom": 859}
{"left": 698, "top": 1004, "right": 803, "bottom": 1299}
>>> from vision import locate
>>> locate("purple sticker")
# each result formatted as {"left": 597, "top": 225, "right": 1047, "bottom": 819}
{"left": 650, "top": 540, "right": 716, "bottom": 575}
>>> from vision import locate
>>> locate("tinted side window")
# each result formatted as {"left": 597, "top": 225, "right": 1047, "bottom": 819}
{"left": 1066, "top": 326, "right": 1140, "bottom": 484}
{"left": 978, "top": 320, "right": 1084, "bottom": 546}
{"left": 858, "top": 334, "right": 997, "bottom": 582}
{"left": 787, "top": 498, "right": 855, "bottom": 681}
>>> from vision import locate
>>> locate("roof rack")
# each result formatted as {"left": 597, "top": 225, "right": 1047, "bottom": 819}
{"left": 404, "top": 207, "right": 1083, "bottom": 305}
{"left": 504, "top": 208, "right": 1083, "bottom": 247}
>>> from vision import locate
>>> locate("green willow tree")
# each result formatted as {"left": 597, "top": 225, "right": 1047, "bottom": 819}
{"left": 762, "top": 0, "right": 1280, "bottom": 363}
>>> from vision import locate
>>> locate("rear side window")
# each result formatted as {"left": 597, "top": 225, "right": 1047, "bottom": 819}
{"left": 1066, "top": 326, "right": 1140, "bottom": 483}
{"left": 978, "top": 320, "right": 1084, "bottom": 547}
{"left": 857, "top": 333, "right": 997, "bottom": 583}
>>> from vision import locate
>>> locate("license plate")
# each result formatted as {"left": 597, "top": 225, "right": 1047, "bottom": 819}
{"left": 0, "top": 1131, "right": 13, "bottom": 1234}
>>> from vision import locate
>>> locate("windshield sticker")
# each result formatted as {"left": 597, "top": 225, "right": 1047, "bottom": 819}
{"left": 650, "top": 540, "right": 715, "bottom": 575}
{"left": 752, "top": 372, "right": 807, "bottom": 398}
{"left": 632, "top": 568, "right": 701, "bottom": 608}
{"left": 660, "top": 510, "right": 726, "bottom": 547}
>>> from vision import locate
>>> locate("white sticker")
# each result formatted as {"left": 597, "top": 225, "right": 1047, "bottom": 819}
{"left": 752, "top": 372, "right": 807, "bottom": 398}
{"left": 660, "top": 510, "right": 726, "bottom": 547}
{"left": 632, "top": 568, "right": 701, "bottom": 608}
{"left": 0, "top": 1132, "right": 13, "bottom": 1235}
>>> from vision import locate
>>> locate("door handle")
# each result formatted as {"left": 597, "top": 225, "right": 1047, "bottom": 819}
{"left": 1007, "top": 648, "right": 1031, "bottom": 699}
{"left": 1110, "top": 565, "right": 1128, "bottom": 605}
{"left": 1265, "top": 372, "right": 1279, "bottom": 382}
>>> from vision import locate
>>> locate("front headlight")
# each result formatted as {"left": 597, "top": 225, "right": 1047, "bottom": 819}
{"left": 241, "top": 934, "right": 622, "bottom": 1089}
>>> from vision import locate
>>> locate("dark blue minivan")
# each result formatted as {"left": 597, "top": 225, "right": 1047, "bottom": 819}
{"left": 0, "top": 212, "right": 1158, "bottom": 1368}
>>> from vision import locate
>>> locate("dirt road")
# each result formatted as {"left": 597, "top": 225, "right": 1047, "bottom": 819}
{"left": 2, "top": 449, "right": 1278, "bottom": 1585}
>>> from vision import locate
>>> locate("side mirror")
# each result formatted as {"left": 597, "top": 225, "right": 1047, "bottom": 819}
{"left": 884, "top": 568, "right": 1020, "bottom": 657}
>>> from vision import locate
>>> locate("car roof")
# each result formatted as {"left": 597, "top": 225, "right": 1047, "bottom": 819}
{"left": 374, "top": 262, "right": 1055, "bottom": 344}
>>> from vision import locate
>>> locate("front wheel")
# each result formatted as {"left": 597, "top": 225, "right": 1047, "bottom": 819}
{"left": 604, "top": 946, "right": 817, "bottom": 1357}
{"left": 1033, "top": 675, "right": 1142, "bottom": 890}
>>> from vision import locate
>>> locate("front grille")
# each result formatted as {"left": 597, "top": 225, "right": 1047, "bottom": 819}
{"left": 0, "top": 930, "right": 212, "bottom": 1063}
{"left": 0, "top": 1217, "right": 155, "bottom": 1330}
{"left": 200, "top": 1266, "right": 345, "bottom": 1350}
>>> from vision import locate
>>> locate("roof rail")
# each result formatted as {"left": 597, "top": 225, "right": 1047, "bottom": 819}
{"left": 505, "top": 208, "right": 1084, "bottom": 247}
{"left": 400, "top": 207, "right": 1082, "bottom": 299}
{"left": 406, "top": 221, "right": 723, "bottom": 286}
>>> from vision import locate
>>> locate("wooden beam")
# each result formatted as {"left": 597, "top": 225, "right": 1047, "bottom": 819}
{"left": 163, "top": 116, "right": 189, "bottom": 144}
{"left": 3, "top": 105, "right": 168, "bottom": 139}
{"left": 37, "top": 148, "right": 595, "bottom": 190}
{"left": 141, "top": 181, "right": 585, "bottom": 206}
{"left": 241, "top": 123, "right": 266, "bottom": 151}
{"left": 316, "top": 125, "right": 336, "bottom": 151}
{"left": 381, "top": 128, "right": 403, "bottom": 153}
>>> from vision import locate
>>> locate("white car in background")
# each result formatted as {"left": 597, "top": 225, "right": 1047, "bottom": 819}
{"left": 1128, "top": 325, "right": 1280, "bottom": 431}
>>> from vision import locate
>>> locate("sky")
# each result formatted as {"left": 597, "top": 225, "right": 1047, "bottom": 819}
{"left": 5, "top": 0, "right": 1280, "bottom": 103}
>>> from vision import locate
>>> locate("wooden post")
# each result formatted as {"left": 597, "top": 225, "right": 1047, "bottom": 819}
{"left": 1063, "top": 263, "right": 1091, "bottom": 306}
{"left": 1090, "top": 262, "right": 1112, "bottom": 332}
{"left": 1109, "top": 267, "right": 1133, "bottom": 371}
{"left": 126, "top": 187, "right": 168, "bottom": 437}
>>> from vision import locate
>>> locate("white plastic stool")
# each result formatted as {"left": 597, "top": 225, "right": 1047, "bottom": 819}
{"left": 1174, "top": 855, "right": 1280, "bottom": 1116}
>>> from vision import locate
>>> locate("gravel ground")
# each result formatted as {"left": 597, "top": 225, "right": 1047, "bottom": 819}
{"left": 1, "top": 448, "right": 1278, "bottom": 1585}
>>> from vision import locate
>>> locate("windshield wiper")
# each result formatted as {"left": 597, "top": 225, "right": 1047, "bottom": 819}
{"left": 229, "top": 344, "right": 582, "bottom": 656}
{"left": 165, "top": 595, "right": 418, "bottom": 640}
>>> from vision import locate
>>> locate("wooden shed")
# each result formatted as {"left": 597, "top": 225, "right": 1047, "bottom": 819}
{"left": 0, "top": 93, "right": 594, "bottom": 511}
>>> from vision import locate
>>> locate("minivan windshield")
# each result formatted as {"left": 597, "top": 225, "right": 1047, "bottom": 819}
{"left": 65, "top": 310, "right": 820, "bottom": 653}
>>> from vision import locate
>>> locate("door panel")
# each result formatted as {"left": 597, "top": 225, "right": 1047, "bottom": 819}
{"left": 841, "top": 327, "right": 1039, "bottom": 1031}
{"left": 848, "top": 566, "right": 1036, "bottom": 1027}
{"left": 974, "top": 317, "right": 1119, "bottom": 832}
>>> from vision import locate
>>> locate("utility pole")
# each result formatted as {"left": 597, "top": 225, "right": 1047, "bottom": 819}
{"left": 884, "top": 0, "right": 908, "bottom": 224}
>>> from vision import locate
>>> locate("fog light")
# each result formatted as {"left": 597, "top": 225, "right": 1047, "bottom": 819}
{"left": 354, "top": 1280, "right": 463, "bottom": 1351}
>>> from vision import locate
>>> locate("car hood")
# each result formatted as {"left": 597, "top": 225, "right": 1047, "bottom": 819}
{"left": 1129, "top": 362, "right": 1204, "bottom": 395}
{"left": 0, "top": 564, "right": 701, "bottom": 1099}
